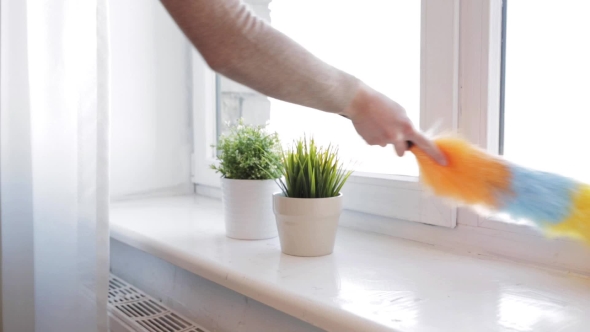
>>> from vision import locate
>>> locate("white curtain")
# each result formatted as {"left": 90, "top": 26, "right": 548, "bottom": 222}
{"left": 1, "top": 0, "right": 110, "bottom": 331}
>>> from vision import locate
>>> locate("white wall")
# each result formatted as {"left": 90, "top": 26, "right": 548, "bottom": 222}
{"left": 109, "top": 0, "right": 193, "bottom": 198}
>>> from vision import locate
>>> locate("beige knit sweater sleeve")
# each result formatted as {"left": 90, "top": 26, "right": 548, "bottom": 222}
{"left": 161, "top": 0, "right": 361, "bottom": 114}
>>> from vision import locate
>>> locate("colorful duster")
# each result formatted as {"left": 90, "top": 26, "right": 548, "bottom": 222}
{"left": 410, "top": 136, "right": 590, "bottom": 243}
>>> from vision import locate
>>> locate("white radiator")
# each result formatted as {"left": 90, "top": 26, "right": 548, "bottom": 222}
{"left": 108, "top": 274, "right": 208, "bottom": 332}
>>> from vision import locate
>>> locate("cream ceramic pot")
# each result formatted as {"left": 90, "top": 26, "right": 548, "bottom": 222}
{"left": 221, "top": 178, "right": 279, "bottom": 240}
{"left": 272, "top": 193, "right": 343, "bottom": 256}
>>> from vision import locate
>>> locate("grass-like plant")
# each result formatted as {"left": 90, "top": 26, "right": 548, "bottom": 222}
{"left": 277, "top": 136, "right": 353, "bottom": 198}
{"left": 211, "top": 119, "right": 282, "bottom": 180}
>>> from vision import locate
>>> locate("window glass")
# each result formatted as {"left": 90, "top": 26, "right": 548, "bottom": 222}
{"left": 503, "top": 0, "right": 590, "bottom": 183}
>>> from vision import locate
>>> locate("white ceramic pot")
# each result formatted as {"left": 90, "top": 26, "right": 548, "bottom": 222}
{"left": 272, "top": 193, "right": 343, "bottom": 257}
{"left": 221, "top": 178, "right": 279, "bottom": 240}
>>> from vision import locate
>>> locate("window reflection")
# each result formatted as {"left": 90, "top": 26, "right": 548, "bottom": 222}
{"left": 338, "top": 279, "right": 418, "bottom": 329}
{"left": 498, "top": 291, "right": 569, "bottom": 331}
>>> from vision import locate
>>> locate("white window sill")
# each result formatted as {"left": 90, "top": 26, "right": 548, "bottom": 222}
{"left": 110, "top": 194, "right": 590, "bottom": 332}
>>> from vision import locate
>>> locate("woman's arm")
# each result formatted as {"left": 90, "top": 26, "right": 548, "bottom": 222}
{"left": 160, "top": 0, "right": 358, "bottom": 114}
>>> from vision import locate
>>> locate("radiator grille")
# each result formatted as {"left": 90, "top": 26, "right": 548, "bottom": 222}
{"left": 108, "top": 275, "right": 207, "bottom": 332}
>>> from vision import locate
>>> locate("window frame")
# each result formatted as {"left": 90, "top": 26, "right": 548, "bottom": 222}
{"left": 455, "top": 0, "right": 531, "bottom": 235}
{"left": 191, "top": 49, "right": 218, "bottom": 188}
{"left": 192, "top": 0, "right": 460, "bottom": 228}
{"left": 456, "top": 0, "right": 504, "bottom": 228}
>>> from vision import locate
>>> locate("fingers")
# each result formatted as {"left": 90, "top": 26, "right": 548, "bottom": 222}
{"left": 408, "top": 131, "right": 447, "bottom": 166}
{"left": 393, "top": 141, "right": 407, "bottom": 157}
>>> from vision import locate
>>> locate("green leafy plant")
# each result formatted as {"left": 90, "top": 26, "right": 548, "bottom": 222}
{"left": 211, "top": 119, "right": 282, "bottom": 180}
{"left": 278, "top": 136, "right": 353, "bottom": 198}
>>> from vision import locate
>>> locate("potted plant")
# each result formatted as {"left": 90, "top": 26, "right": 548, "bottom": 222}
{"left": 212, "top": 120, "right": 282, "bottom": 240}
{"left": 273, "top": 136, "right": 353, "bottom": 256}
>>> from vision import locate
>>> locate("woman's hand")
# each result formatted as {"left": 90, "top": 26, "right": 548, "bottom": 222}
{"left": 343, "top": 83, "right": 447, "bottom": 166}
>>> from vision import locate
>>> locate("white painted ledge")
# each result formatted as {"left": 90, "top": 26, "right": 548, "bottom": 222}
{"left": 110, "top": 195, "right": 590, "bottom": 332}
